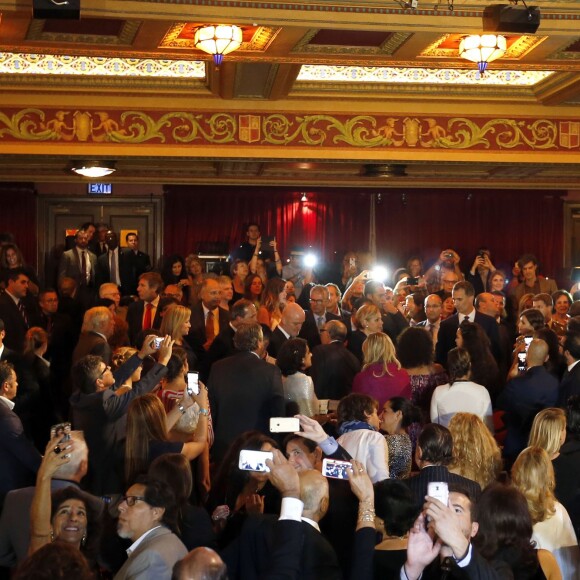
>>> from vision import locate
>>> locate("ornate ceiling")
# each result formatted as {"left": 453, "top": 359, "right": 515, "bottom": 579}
{"left": 0, "top": 0, "right": 578, "bottom": 188}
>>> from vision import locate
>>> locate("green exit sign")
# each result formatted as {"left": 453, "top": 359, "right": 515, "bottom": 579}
{"left": 87, "top": 183, "right": 112, "bottom": 195}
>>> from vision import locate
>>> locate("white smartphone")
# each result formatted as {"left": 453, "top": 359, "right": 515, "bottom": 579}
{"left": 238, "top": 449, "right": 273, "bottom": 473}
{"left": 427, "top": 481, "right": 449, "bottom": 506}
{"left": 152, "top": 337, "right": 163, "bottom": 349}
{"left": 518, "top": 352, "right": 527, "bottom": 373}
{"left": 269, "top": 417, "right": 300, "bottom": 433}
{"left": 321, "top": 458, "right": 351, "bottom": 480}
{"left": 187, "top": 372, "right": 199, "bottom": 396}
{"left": 524, "top": 336, "right": 533, "bottom": 350}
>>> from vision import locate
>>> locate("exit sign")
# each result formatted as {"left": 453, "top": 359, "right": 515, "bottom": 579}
{"left": 87, "top": 183, "right": 112, "bottom": 195}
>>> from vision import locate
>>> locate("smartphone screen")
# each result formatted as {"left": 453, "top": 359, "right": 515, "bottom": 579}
{"left": 239, "top": 449, "right": 273, "bottom": 472}
{"left": 518, "top": 352, "right": 527, "bottom": 373}
{"left": 321, "top": 458, "right": 351, "bottom": 480}
{"left": 187, "top": 372, "right": 199, "bottom": 396}
{"left": 50, "top": 422, "right": 71, "bottom": 442}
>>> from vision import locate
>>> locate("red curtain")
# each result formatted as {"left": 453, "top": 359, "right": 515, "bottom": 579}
{"left": 164, "top": 185, "right": 565, "bottom": 285}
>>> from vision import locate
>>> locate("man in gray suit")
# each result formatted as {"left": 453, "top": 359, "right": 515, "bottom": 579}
{"left": 115, "top": 477, "right": 187, "bottom": 580}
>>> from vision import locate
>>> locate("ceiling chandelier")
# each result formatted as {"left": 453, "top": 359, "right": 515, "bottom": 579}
{"left": 71, "top": 161, "right": 116, "bottom": 178}
{"left": 459, "top": 34, "right": 507, "bottom": 74}
{"left": 193, "top": 24, "right": 243, "bottom": 66}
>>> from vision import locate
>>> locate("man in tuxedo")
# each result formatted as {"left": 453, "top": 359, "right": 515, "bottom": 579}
{"left": 115, "top": 477, "right": 187, "bottom": 580}
{"left": 405, "top": 424, "right": 481, "bottom": 507}
{"left": 208, "top": 321, "right": 284, "bottom": 463}
{"left": 0, "top": 362, "right": 42, "bottom": 508}
{"left": 311, "top": 320, "right": 360, "bottom": 400}
{"left": 72, "top": 306, "right": 115, "bottom": 365}
{"left": 416, "top": 294, "right": 442, "bottom": 348}
{"left": 186, "top": 277, "right": 229, "bottom": 376}
{"left": 121, "top": 232, "right": 151, "bottom": 296}
{"left": 0, "top": 269, "right": 39, "bottom": 353}
{"left": 364, "top": 280, "right": 408, "bottom": 344}
{"left": 95, "top": 231, "right": 132, "bottom": 294}
{"left": 267, "top": 302, "right": 306, "bottom": 358}
{"left": 298, "top": 285, "right": 341, "bottom": 351}
{"left": 435, "top": 281, "right": 500, "bottom": 367}
{"left": 126, "top": 272, "right": 164, "bottom": 347}
{"left": 559, "top": 331, "right": 580, "bottom": 406}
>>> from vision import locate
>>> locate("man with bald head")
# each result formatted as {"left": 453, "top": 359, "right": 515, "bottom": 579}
{"left": 498, "top": 338, "right": 559, "bottom": 465}
{"left": 416, "top": 294, "right": 442, "bottom": 348}
{"left": 267, "top": 302, "right": 305, "bottom": 358}
{"left": 173, "top": 547, "right": 227, "bottom": 580}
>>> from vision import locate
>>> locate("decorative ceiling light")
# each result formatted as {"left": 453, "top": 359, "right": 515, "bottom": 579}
{"left": 71, "top": 160, "right": 116, "bottom": 178}
{"left": 459, "top": 34, "right": 506, "bottom": 74}
{"left": 193, "top": 24, "right": 243, "bottom": 66}
{"left": 300, "top": 192, "right": 308, "bottom": 202}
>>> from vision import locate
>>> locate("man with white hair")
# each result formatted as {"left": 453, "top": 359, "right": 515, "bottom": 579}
{"left": 72, "top": 306, "right": 115, "bottom": 365}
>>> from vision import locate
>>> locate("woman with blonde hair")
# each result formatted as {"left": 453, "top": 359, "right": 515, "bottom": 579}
{"left": 352, "top": 332, "right": 410, "bottom": 409}
{"left": 528, "top": 407, "right": 566, "bottom": 460}
{"left": 160, "top": 304, "right": 195, "bottom": 369}
{"left": 512, "top": 446, "right": 580, "bottom": 577}
{"left": 448, "top": 412, "right": 502, "bottom": 489}
{"left": 111, "top": 346, "right": 139, "bottom": 396}
{"left": 347, "top": 302, "right": 384, "bottom": 363}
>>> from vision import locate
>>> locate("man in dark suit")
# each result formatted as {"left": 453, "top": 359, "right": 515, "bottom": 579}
{"left": 208, "top": 321, "right": 285, "bottom": 464}
{"left": 121, "top": 231, "right": 152, "bottom": 296}
{"left": 405, "top": 424, "right": 481, "bottom": 507}
{"left": 57, "top": 228, "right": 97, "bottom": 289}
{"left": 498, "top": 338, "right": 558, "bottom": 464}
{"left": 186, "top": 278, "right": 229, "bottom": 376}
{"left": 126, "top": 272, "right": 164, "bottom": 347}
{"left": 298, "top": 285, "right": 341, "bottom": 351}
{"left": 88, "top": 222, "right": 109, "bottom": 257}
{"left": 267, "top": 302, "right": 306, "bottom": 358}
{"left": 415, "top": 294, "right": 442, "bottom": 349}
{"left": 72, "top": 306, "right": 116, "bottom": 365}
{"left": 0, "top": 320, "right": 17, "bottom": 364}
{"left": 95, "top": 230, "right": 133, "bottom": 294}
{"left": 364, "top": 280, "right": 408, "bottom": 344}
{"left": 311, "top": 320, "right": 360, "bottom": 400}
{"left": 0, "top": 269, "right": 39, "bottom": 353}
{"left": 0, "top": 362, "right": 41, "bottom": 508}
{"left": 435, "top": 281, "right": 500, "bottom": 366}
{"left": 325, "top": 283, "right": 351, "bottom": 325}
{"left": 559, "top": 330, "right": 580, "bottom": 406}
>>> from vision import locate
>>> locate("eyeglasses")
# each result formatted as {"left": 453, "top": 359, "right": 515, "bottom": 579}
{"left": 309, "top": 299, "right": 324, "bottom": 304}
{"left": 120, "top": 495, "right": 147, "bottom": 507}
{"left": 99, "top": 365, "right": 111, "bottom": 378}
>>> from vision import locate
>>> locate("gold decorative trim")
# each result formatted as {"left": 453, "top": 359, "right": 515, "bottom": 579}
{"left": 292, "top": 30, "right": 411, "bottom": 56}
{"left": 420, "top": 34, "right": 547, "bottom": 60}
{"left": 26, "top": 20, "right": 141, "bottom": 46}
{"left": 296, "top": 65, "right": 553, "bottom": 86}
{"left": 159, "top": 23, "right": 279, "bottom": 51}
{"left": 549, "top": 38, "right": 580, "bottom": 61}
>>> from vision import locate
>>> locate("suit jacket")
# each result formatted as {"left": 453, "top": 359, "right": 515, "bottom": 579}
{"left": 0, "top": 292, "right": 39, "bottom": 353}
{"left": 310, "top": 341, "right": 360, "bottom": 400}
{"left": 405, "top": 465, "right": 481, "bottom": 508}
{"left": 204, "top": 324, "right": 237, "bottom": 381}
{"left": 382, "top": 310, "right": 409, "bottom": 344}
{"left": 559, "top": 362, "right": 580, "bottom": 406}
{"left": 0, "top": 401, "right": 42, "bottom": 502}
{"left": 121, "top": 249, "right": 151, "bottom": 296}
{"left": 267, "top": 327, "right": 289, "bottom": 358}
{"left": 186, "top": 303, "right": 229, "bottom": 374}
{"left": 435, "top": 311, "right": 500, "bottom": 366}
{"left": 113, "top": 526, "right": 187, "bottom": 580}
{"left": 298, "top": 311, "right": 341, "bottom": 351}
{"left": 95, "top": 249, "right": 133, "bottom": 294}
{"left": 72, "top": 331, "right": 112, "bottom": 365}
{"left": 510, "top": 276, "right": 558, "bottom": 307}
{"left": 57, "top": 247, "right": 97, "bottom": 287}
{"left": 126, "top": 300, "right": 163, "bottom": 347}
{"left": 208, "top": 351, "right": 285, "bottom": 463}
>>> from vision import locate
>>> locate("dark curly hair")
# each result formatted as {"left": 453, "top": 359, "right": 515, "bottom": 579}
{"left": 276, "top": 338, "right": 308, "bottom": 376}
{"left": 337, "top": 393, "right": 377, "bottom": 426}
{"left": 397, "top": 326, "right": 434, "bottom": 368}
{"left": 13, "top": 542, "right": 93, "bottom": 580}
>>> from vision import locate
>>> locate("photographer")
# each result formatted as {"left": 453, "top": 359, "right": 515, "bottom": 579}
{"left": 282, "top": 249, "right": 315, "bottom": 301}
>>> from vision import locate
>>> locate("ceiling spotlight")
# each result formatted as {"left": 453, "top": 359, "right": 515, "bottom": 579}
{"left": 300, "top": 192, "right": 308, "bottom": 202}
{"left": 459, "top": 34, "right": 506, "bottom": 74}
{"left": 193, "top": 24, "right": 243, "bottom": 66}
{"left": 71, "top": 161, "right": 116, "bottom": 178}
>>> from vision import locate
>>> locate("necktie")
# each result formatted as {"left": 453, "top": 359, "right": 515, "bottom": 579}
{"left": 110, "top": 251, "right": 118, "bottom": 285}
{"left": 204, "top": 310, "right": 215, "bottom": 350}
{"left": 18, "top": 301, "right": 29, "bottom": 328}
{"left": 428, "top": 323, "right": 435, "bottom": 336}
{"left": 143, "top": 303, "right": 153, "bottom": 330}
{"left": 81, "top": 251, "right": 87, "bottom": 285}
{"left": 463, "top": 315, "right": 470, "bottom": 324}
{"left": 317, "top": 316, "right": 325, "bottom": 332}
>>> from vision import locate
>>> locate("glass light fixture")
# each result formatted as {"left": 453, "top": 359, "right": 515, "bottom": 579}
{"left": 459, "top": 34, "right": 507, "bottom": 74}
{"left": 193, "top": 24, "right": 243, "bottom": 66}
{"left": 71, "top": 161, "right": 116, "bottom": 178}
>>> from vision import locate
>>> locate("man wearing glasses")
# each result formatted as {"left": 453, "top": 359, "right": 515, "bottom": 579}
{"left": 298, "top": 285, "right": 341, "bottom": 351}
{"left": 115, "top": 477, "right": 186, "bottom": 580}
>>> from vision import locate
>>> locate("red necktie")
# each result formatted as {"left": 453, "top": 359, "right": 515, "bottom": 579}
{"left": 143, "top": 303, "right": 153, "bottom": 330}
{"left": 204, "top": 310, "right": 215, "bottom": 350}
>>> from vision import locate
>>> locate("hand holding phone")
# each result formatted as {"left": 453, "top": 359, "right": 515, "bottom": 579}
{"left": 151, "top": 337, "right": 164, "bottom": 350}
{"left": 239, "top": 449, "right": 274, "bottom": 473}
{"left": 322, "top": 458, "right": 351, "bottom": 480}
{"left": 187, "top": 372, "right": 199, "bottom": 396}
{"left": 427, "top": 481, "right": 449, "bottom": 506}
{"left": 269, "top": 417, "right": 300, "bottom": 433}
{"left": 50, "top": 422, "right": 71, "bottom": 442}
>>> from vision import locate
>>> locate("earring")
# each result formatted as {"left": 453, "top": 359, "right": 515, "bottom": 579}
{"left": 81, "top": 533, "right": 87, "bottom": 547}
{"left": 50, "top": 529, "right": 54, "bottom": 542}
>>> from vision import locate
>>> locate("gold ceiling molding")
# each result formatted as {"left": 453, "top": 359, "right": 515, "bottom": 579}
{"left": 26, "top": 19, "right": 142, "bottom": 46}
{"left": 0, "top": 52, "right": 206, "bottom": 78}
{"left": 420, "top": 34, "right": 547, "bottom": 60}
{"left": 296, "top": 65, "right": 554, "bottom": 86}
{"left": 292, "top": 30, "right": 412, "bottom": 56}
{"left": 158, "top": 23, "right": 279, "bottom": 51}
{"left": 549, "top": 37, "right": 580, "bottom": 60}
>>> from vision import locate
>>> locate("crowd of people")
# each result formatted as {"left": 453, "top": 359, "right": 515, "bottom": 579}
{"left": 1, "top": 220, "right": 580, "bottom": 579}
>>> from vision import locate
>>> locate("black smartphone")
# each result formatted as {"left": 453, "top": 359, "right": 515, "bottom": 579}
{"left": 261, "top": 235, "right": 275, "bottom": 246}
{"left": 406, "top": 277, "right": 419, "bottom": 286}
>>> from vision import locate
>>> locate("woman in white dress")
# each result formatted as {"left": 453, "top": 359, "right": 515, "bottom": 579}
{"left": 512, "top": 446, "right": 580, "bottom": 579}
{"left": 430, "top": 347, "right": 493, "bottom": 432}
